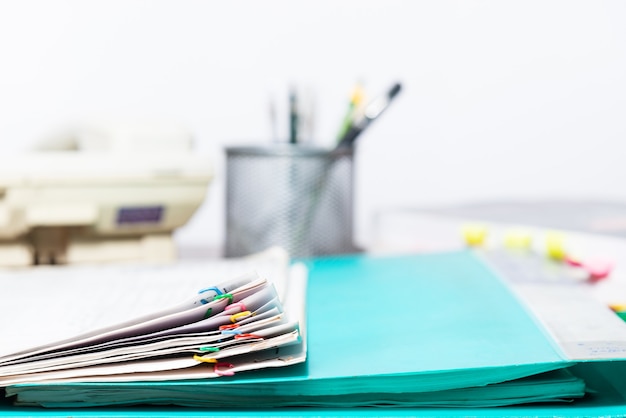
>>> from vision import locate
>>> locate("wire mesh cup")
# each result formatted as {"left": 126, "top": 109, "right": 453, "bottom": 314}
{"left": 224, "top": 145, "right": 356, "bottom": 258}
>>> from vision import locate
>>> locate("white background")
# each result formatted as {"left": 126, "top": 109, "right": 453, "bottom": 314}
{"left": 1, "top": 0, "right": 625, "bottom": 251}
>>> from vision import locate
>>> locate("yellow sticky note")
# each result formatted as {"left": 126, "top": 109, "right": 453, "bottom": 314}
{"left": 504, "top": 230, "right": 532, "bottom": 250}
{"left": 462, "top": 224, "right": 488, "bottom": 246}
{"left": 545, "top": 232, "right": 567, "bottom": 261}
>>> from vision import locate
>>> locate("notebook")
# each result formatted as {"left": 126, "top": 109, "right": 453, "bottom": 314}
{"left": 5, "top": 249, "right": 626, "bottom": 410}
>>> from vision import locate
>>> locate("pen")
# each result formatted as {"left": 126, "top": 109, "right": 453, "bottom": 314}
{"left": 289, "top": 86, "right": 298, "bottom": 144}
{"left": 335, "top": 82, "right": 402, "bottom": 150}
{"left": 336, "top": 81, "right": 366, "bottom": 142}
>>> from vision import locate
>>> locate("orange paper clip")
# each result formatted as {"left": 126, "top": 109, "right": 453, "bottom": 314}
{"left": 234, "top": 333, "right": 263, "bottom": 340}
{"left": 219, "top": 324, "right": 239, "bottom": 331}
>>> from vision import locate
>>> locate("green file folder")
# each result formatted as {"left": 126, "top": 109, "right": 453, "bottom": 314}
{"left": 3, "top": 250, "right": 626, "bottom": 416}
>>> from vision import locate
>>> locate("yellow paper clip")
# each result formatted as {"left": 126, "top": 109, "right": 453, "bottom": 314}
{"left": 193, "top": 354, "right": 217, "bottom": 364}
{"left": 230, "top": 311, "right": 251, "bottom": 323}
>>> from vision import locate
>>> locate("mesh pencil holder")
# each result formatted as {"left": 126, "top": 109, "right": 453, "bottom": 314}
{"left": 224, "top": 144, "right": 356, "bottom": 258}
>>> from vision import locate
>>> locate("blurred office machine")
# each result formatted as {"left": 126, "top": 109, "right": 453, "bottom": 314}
{"left": 0, "top": 121, "right": 213, "bottom": 267}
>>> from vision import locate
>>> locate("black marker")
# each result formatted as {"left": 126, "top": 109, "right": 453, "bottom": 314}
{"left": 335, "top": 82, "right": 402, "bottom": 149}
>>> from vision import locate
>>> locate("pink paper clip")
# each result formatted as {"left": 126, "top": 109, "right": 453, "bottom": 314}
{"left": 225, "top": 302, "right": 247, "bottom": 312}
{"left": 214, "top": 362, "right": 235, "bottom": 376}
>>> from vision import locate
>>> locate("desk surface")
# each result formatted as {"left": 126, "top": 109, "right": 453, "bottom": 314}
{"left": 5, "top": 202, "right": 626, "bottom": 416}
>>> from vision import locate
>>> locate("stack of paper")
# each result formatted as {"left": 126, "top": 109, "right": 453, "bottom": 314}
{"left": 2, "top": 250, "right": 614, "bottom": 409}
{"left": 0, "top": 272, "right": 306, "bottom": 386}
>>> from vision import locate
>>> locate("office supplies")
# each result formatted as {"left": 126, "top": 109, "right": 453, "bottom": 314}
{"left": 462, "top": 223, "right": 488, "bottom": 246}
{"left": 0, "top": 121, "right": 213, "bottom": 267}
{"left": 0, "top": 247, "right": 304, "bottom": 385}
{"left": 503, "top": 229, "right": 533, "bottom": 249}
{"left": 289, "top": 87, "right": 298, "bottom": 144}
{"left": 610, "top": 304, "right": 626, "bottom": 322}
{"left": 566, "top": 255, "right": 614, "bottom": 281}
{"left": 224, "top": 145, "right": 356, "bottom": 258}
{"left": 7, "top": 250, "right": 626, "bottom": 410}
{"left": 336, "top": 81, "right": 366, "bottom": 142}
{"left": 459, "top": 222, "right": 611, "bottom": 282}
{"left": 546, "top": 231, "right": 567, "bottom": 260}
{"left": 335, "top": 82, "right": 402, "bottom": 149}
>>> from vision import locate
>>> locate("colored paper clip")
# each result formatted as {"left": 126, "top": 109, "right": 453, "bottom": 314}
{"left": 219, "top": 324, "right": 239, "bottom": 331}
{"left": 234, "top": 333, "right": 263, "bottom": 340}
{"left": 198, "top": 286, "right": 223, "bottom": 295}
{"left": 225, "top": 302, "right": 247, "bottom": 311}
{"left": 198, "top": 287, "right": 223, "bottom": 305}
{"left": 214, "top": 362, "right": 235, "bottom": 376}
{"left": 221, "top": 329, "right": 243, "bottom": 335}
{"left": 214, "top": 294, "right": 234, "bottom": 304}
{"left": 199, "top": 346, "right": 220, "bottom": 352}
{"left": 204, "top": 308, "right": 213, "bottom": 319}
{"left": 230, "top": 311, "right": 251, "bottom": 323}
{"left": 193, "top": 354, "right": 217, "bottom": 364}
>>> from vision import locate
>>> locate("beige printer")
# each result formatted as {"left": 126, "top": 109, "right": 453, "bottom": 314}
{"left": 0, "top": 121, "right": 213, "bottom": 267}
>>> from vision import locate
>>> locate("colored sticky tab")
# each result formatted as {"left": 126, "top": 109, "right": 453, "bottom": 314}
{"left": 609, "top": 305, "right": 626, "bottom": 322}
{"left": 545, "top": 232, "right": 567, "bottom": 261}
{"left": 584, "top": 258, "right": 614, "bottom": 281}
{"left": 462, "top": 224, "right": 488, "bottom": 246}
{"left": 565, "top": 256, "right": 583, "bottom": 267}
{"left": 504, "top": 230, "right": 532, "bottom": 250}
{"left": 609, "top": 304, "right": 626, "bottom": 313}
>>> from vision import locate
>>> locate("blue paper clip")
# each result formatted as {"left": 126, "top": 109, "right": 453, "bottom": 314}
{"left": 198, "top": 287, "right": 223, "bottom": 305}
{"left": 221, "top": 329, "right": 242, "bottom": 336}
{"left": 198, "top": 286, "right": 223, "bottom": 295}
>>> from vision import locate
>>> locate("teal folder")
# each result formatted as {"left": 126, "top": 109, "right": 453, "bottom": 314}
{"left": 2, "top": 251, "right": 626, "bottom": 416}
